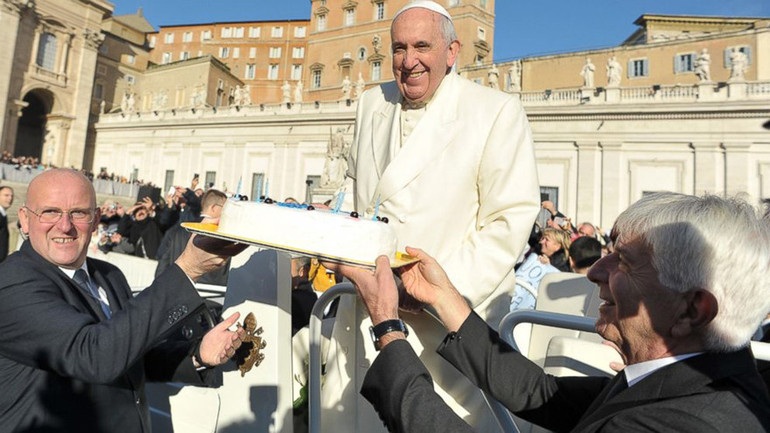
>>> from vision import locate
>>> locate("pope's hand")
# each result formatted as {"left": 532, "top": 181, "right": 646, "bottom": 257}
{"left": 175, "top": 217, "right": 248, "bottom": 281}
{"left": 335, "top": 256, "right": 400, "bottom": 324}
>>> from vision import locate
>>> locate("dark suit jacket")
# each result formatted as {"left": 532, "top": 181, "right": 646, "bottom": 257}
{"left": 0, "top": 241, "right": 214, "bottom": 433}
{"left": 362, "top": 312, "right": 770, "bottom": 433}
{"left": 0, "top": 211, "right": 8, "bottom": 262}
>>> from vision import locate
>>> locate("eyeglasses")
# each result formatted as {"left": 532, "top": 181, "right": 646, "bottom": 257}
{"left": 24, "top": 207, "right": 96, "bottom": 224}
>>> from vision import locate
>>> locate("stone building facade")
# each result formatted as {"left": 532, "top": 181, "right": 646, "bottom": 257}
{"left": 148, "top": 20, "right": 310, "bottom": 105}
{"left": 94, "top": 12, "right": 770, "bottom": 229}
{"left": 0, "top": 0, "right": 112, "bottom": 168}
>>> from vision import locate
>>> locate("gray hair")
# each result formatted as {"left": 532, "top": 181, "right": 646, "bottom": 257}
{"left": 614, "top": 192, "right": 770, "bottom": 351}
{"left": 437, "top": 14, "right": 457, "bottom": 46}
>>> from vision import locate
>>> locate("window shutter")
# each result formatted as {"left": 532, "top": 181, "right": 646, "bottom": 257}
{"left": 724, "top": 48, "right": 732, "bottom": 68}
{"left": 643, "top": 59, "right": 649, "bottom": 76}
{"left": 627, "top": 60, "right": 633, "bottom": 78}
{"left": 674, "top": 55, "right": 681, "bottom": 73}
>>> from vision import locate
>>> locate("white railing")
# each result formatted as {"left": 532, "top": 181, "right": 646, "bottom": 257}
{"left": 747, "top": 82, "right": 770, "bottom": 98}
{"left": 621, "top": 86, "right": 655, "bottom": 101}
{"left": 658, "top": 84, "right": 698, "bottom": 101}
{"left": 97, "top": 81, "right": 770, "bottom": 125}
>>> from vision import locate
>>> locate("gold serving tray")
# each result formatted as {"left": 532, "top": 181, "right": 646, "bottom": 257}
{"left": 182, "top": 222, "right": 419, "bottom": 268}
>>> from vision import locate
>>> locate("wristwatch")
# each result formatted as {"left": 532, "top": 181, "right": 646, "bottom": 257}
{"left": 369, "top": 319, "right": 408, "bottom": 351}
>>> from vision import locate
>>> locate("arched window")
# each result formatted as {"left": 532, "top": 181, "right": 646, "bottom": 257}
{"left": 36, "top": 32, "right": 58, "bottom": 71}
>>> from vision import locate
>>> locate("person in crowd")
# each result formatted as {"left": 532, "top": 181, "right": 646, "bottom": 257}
{"left": 577, "top": 221, "right": 596, "bottom": 238}
{"left": 291, "top": 256, "right": 317, "bottom": 336}
{"left": 115, "top": 198, "right": 163, "bottom": 259}
{"left": 326, "top": 1, "right": 540, "bottom": 430}
{"left": 339, "top": 192, "right": 770, "bottom": 432}
{"left": 0, "top": 185, "right": 13, "bottom": 262}
{"left": 542, "top": 199, "right": 577, "bottom": 233}
{"left": 155, "top": 189, "right": 228, "bottom": 284}
{"left": 0, "top": 168, "right": 247, "bottom": 432}
{"left": 538, "top": 227, "right": 572, "bottom": 272}
{"left": 568, "top": 235, "right": 602, "bottom": 274}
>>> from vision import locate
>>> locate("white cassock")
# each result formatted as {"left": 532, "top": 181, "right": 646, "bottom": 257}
{"left": 322, "top": 72, "right": 540, "bottom": 432}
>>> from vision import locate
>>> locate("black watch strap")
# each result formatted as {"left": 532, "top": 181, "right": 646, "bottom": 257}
{"left": 370, "top": 319, "right": 408, "bottom": 351}
{"left": 194, "top": 340, "right": 215, "bottom": 369}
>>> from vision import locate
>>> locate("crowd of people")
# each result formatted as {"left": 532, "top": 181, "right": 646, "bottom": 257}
{"left": 1, "top": 151, "right": 43, "bottom": 171}
{"left": 1, "top": 150, "right": 158, "bottom": 188}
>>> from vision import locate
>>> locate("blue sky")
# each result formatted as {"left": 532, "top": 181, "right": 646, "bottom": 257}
{"left": 113, "top": 0, "right": 769, "bottom": 62}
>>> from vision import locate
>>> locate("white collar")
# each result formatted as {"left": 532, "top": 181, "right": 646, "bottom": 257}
{"left": 624, "top": 352, "right": 704, "bottom": 387}
{"left": 59, "top": 262, "right": 89, "bottom": 280}
{"left": 0, "top": 206, "right": 6, "bottom": 217}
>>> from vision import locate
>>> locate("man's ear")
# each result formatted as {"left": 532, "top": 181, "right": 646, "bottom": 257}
{"left": 18, "top": 206, "right": 29, "bottom": 235}
{"left": 90, "top": 207, "right": 102, "bottom": 233}
{"left": 446, "top": 40, "right": 461, "bottom": 69}
{"left": 671, "top": 289, "right": 718, "bottom": 339}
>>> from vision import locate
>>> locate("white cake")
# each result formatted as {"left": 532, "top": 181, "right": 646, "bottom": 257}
{"left": 217, "top": 199, "right": 397, "bottom": 266}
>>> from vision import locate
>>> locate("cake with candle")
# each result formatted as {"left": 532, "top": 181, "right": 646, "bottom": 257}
{"left": 216, "top": 197, "right": 398, "bottom": 266}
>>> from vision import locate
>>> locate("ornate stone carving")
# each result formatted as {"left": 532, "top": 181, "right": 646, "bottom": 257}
{"left": 232, "top": 85, "right": 251, "bottom": 106}
{"left": 340, "top": 75, "right": 351, "bottom": 100}
{"left": 580, "top": 58, "right": 595, "bottom": 88}
{"left": 294, "top": 81, "right": 303, "bottom": 103}
{"left": 281, "top": 80, "right": 291, "bottom": 104}
{"left": 82, "top": 28, "right": 104, "bottom": 51}
{"left": 372, "top": 34, "right": 382, "bottom": 54}
{"left": 487, "top": 64, "right": 499, "bottom": 90}
{"left": 152, "top": 90, "right": 168, "bottom": 111}
{"left": 320, "top": 127, "right": 349, "bottom": 189}
{"left": 606, "top": 56, "right": 622, "bottom": 87}
{"left": 729, "top": 50, "right": 747, "bottom": 82}
{"left": 354, "top": 72, "right": 365, "bottom": 99}
{"left": 694, "top": 48, "right": 711, "bottom": 82}
{"left": 507, "top": 61, "right": 521, "bottom": 92}
{"left": 2, "top": 0, "right": 33, "bottom": 15}
{"left": 190, "top": 83, "right": 205, "bottom": 108}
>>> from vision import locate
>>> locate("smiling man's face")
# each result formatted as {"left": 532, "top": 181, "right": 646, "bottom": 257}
{"left": 390, "top": 8, "right": 459, "bottom": 104}
{"left": 19, "top": 170, "right": 99, "bottom": 269}
{"left": 587, "top": 236, "right": 686, "bottom": 364}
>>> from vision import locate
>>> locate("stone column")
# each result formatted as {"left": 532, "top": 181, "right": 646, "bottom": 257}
{"left": 604, "top": 87, "right": 620, "bottom": 103}
{"left": 692, "top": 141, "right": 725, "bottom": 195}
{"left": 0, "top": 0, "right": 31, "bottom": 151}
{"left": 696, "top": 82, "right": 716, "bottom": 102}
{"left": 599, "top": 141, "right": 624, "bottom": 229}
{"left": 723, "top": 141, "right": 752, "bottom": 197}
{"left": 62, "top": 28, "right": 102, "bottom": 169}
{"left": 727, "top": 81, "right": 747, "bottom": 99}
{"left": 575, "top": 140, "right": 602, "bottom": 226}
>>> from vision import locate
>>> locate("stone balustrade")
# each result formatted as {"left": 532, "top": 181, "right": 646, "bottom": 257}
{"left": 516, "top": 80, "right": 769, "bottom": 107}
{"left": 98, "top": 80, "right": 770, "bottom": 124}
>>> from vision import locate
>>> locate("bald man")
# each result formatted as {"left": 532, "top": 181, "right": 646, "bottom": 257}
{"left": 0, "top": 169, "right": 245, "bottom": 432}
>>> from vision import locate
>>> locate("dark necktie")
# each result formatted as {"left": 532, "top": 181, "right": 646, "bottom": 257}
{"left": 73, "top": 269, "right": 111, "bottom": 318}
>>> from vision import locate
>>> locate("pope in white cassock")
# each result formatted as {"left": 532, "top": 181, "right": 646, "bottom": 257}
{"left": 323, "top": 2, "right": 540, "bottom": 431}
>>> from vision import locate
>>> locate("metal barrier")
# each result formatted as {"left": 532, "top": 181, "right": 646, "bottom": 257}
{"left": 499, "top": 310, "right": 596, "bottom": 352}
{"left": 308, "top": 283, "right": 357, "bottom": 433}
